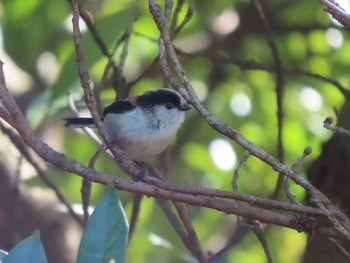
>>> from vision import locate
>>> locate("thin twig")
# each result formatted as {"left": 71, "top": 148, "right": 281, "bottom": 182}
{"left": 324, "top": 116, "right": 350, "bottom": 136}
{"left": 79, "top": 9, "right": 111, "bottom": 57}
{"left": 283, "top": 177, "right": 300, "bottom": 205}
{"left": 113, "top": 7, "right": 138, "bottom": 99}
{"left": 0, "top": 106, "right": 15, "bottom": 127}
{"left": 81, "top": 146, "right": 104, "bottom": 224}
{"left": 284, "top": 147, "right": 312, "bottom": 205}
{"left": 232, "top": 152, "right": 251, "bottom": 192}
{"left": 328, "top": 237, "right": 350, "bottom": 262}
{"left": 126, "top": 55, "right": 160, "bottom": 88}
{"left": 251, "top": 220, "right": 274, "bottom": 263}
{"left": 236, "top": 218, "right": 273, "bottom": 263}
{"left": 164, "top": 0, "right": 174, "bottom": 25}
{"left": 81, "top": 178, "right": 92, "bottom": 225}
{"left": 156, "top": 199, "right": 192, "bottom": 249}
{"left": 128, "top": 194, "right": 143, "bottom": 240}
{"left": 291, "top": 146, "right": 312, "bottom": 171}
{"left": 175, "top": 5, "right": 195, "bottom": 36}
{"left": 318, "top": 0, "right": 350, "bottom": 29}
{"left": 67, "top": 91, "right": 103, "bottom": 145}
{"left": 170, "top": 0, "right": 185, "bottom": 36}
{"left": 173, "top": 202, "right": 208, "bottom": 263}
{"left": 174, "top": 49, "right": 350, "bottom": 98}
{"left": 253, "top": 0, "right": 285, "bottom": 200}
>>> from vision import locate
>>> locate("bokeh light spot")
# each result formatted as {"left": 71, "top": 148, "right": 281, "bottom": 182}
{"left": 325, "top": 28, "right": 343, "bottom": 48}
{"left": 210, "top": 9, "right": 240, "bottom": 35}
{"left": 230, "top": 92, "right": 252, "bottom": 117}
{"left": 299, "top": 87, "right": 323, "bottom": 111}
{"left": 209, "top": 139, "right": 236, "bottom": 171}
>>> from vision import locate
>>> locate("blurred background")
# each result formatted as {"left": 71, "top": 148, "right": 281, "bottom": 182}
{"left": 0, "top": 0, "right": 349, "bottom": 262}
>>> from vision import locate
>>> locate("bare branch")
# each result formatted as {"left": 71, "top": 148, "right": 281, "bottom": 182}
{"left": 319, "top": 0, "right": 350, "bottom": 29}
{"left": 128, "top": 194, "right": 143, "bottom": 239}
{"left": 0, "top": 106, "right": 15, "bottom": 127}
{"left": 0, "top": 65, "right": 343, "bottom": 238}
{"left": 150, "top": 0, "right": 336, "bottom": 211}
{"left": 284, "top": 147, "right": 312, "bottom": 205}
{"left": 250, "top": 220, "right": 274, "bottom": 263}
{"left": 328, "top": 237, "right": 350, "bottom": 261}
{"left": 149, "top": 0, "right": 350, "bottom": 241}
{"left": 232, "top": 152, "right": 251, "bottom": 192}
{"left": 156, "top": 199, "right": 192, "bottom": 250}
{"left": 324, "top": 116, "right": 350, "bottom": 136}
{"left": 253, "top": 0, "right": 286, "bottom": 200}
{"left": 175, "top": 49, "right": 350, "bottom": 98}
{"left": 81, "top": 178, "right": 92, "bottom": 225}
{"left": 69, "top": 0, "right": 143, "bottom": 179}
{"left": 170, "top": 0, "right": 185, "bottom": 36}
{"left": 173, "top": 202, "right": 208, "bottom": 263}
{"left": 174, "top": 5, "right": 195, "bottom": 37}
{"left": 312, "top": 197, "right": 350, "bottom": 241}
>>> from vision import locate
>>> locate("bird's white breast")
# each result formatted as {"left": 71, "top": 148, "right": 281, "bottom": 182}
{"left": 103, "top": 107, "right": 185, "bottom": 160}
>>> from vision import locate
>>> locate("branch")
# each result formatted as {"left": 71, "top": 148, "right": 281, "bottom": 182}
{"left": 173, "top": 202, "right": 208, "bottom": 262}
{"left": 149, "top": 0, "right": 350, "bottom": 240}
{"left": 232, "top": 152, "right": 251, "bottom": 192}
{"left": 319, "top": 0, "right": 350, "bottom": 29}
{"left": 69, "top": 0, "right": 143, "bottom": 179}
{"left": 0, "top": 106, "right": 15, "bottom": 127}
{"left": 0, "top": 62, "right": 345, "bottom": 238}
{"left": 151, "top": 0, "right": 326, "bottom": 204}
{"left": 284, "top": 147, "right": 312, "bottom": 205}
{"left": 253, "top": 0, "right": 286, "bottom": 200}
{"left": 250, "top": 220, "right": 273, "bottom": 263}
{"left": 174, "top": 49, "right": 350, "bottom": 98}
{"left": 324, "top": 116, "right": 350, "bottom": 136}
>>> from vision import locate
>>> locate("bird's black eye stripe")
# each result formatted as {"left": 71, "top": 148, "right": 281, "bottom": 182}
{"left": 165, "top": 103, "right": 173, "bottom": 109}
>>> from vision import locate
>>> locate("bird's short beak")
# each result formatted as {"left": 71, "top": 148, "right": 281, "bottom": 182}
{"left": 180, "top": 103, "right": 191, "bottom": 111}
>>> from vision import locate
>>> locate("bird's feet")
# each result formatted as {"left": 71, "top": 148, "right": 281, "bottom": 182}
{"left": 133, "top": 161, "right": 146, "bottom": 181}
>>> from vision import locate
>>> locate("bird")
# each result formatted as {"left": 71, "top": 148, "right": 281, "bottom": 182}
{"left": 65, "top": 88, "right": 191, "bottom": 161}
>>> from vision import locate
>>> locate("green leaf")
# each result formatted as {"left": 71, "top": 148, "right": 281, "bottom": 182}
{"left": 0, "top": 249, "right": 8, "bottom": 261}
{"left": 77, "top": 187, "right": 129, "bottom": 263}
{"left": 4, "top": 231, "right": 47, "bottom": 263}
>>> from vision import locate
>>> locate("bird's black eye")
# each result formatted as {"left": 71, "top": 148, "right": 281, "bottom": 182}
{"left": 165, "top": 103, "right": 174, "bottom": 110}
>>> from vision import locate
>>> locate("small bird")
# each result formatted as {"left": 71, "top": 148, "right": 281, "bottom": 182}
{"left": 65, "top": 88, "right": 191, "bottom": 161}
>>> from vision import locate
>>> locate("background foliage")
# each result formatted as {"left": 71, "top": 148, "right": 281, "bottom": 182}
{"left": 0, "top": 0, "right": 349, "bottom": 262}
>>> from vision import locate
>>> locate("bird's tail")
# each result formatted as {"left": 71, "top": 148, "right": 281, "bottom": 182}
{"left": 64, "top": 117, "right": 97, "bottom": 128}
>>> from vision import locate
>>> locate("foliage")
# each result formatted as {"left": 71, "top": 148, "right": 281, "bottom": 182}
{"left": 0, "top": 0, "right": 349, "bottom": 262}
{"left": 1, "top": 190, "right": 129, "bottom": 263}
{"left": 77, "top": 187, "right": 129, "bottom": 263}
{"left": 3, "top": 231, "right": 47, "bottom": 263}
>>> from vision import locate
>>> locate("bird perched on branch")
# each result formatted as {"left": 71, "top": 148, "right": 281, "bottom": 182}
{"left": 65, "top": 88, "right": 191, "bottom": 161}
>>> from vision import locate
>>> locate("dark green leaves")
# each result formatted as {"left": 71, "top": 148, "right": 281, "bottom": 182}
{"left": 3, "top": 231, "right": 47, "bottom": 263}
{"left": 77, "top": 187, "right": 129, "bottom": 263}
{"left": 2, "top": 189, "right": 129, "bottom": 263}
